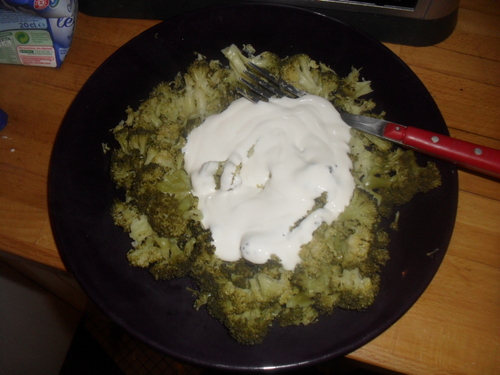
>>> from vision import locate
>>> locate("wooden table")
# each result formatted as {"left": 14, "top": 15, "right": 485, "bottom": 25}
{"left": 0, "top": 1, "right": 498, "bottom": 374}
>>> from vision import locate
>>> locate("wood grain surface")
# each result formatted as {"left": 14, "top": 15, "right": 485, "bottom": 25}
{"left": 0, "top": 1, "right": 498, "bottom": 374}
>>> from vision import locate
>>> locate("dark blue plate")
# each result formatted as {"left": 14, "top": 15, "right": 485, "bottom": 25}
{"left": 49, "top": 4, "right": 458, "bottom": 371}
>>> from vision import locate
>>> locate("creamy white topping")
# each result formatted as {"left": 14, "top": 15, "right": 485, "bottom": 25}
{"left": 183, "top": 95, "right": 355, "bottom": 270}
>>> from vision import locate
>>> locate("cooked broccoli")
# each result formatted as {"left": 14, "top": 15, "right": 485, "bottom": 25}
{"left": 278, "top": 305, "right": 320, "bottom": 327}
{"left": 290, "top": 189, "right": 389, "bottom": 315}
{"left": 222, "top": 43, "right": 282, "bottom": 81}
{"left": 349, "top": 129, "right": 442, "bottom": 216}
{"left": 279, "top": 54, "right": 376, "bottom": 115}
{"left": 222, "top": 44, "right": 377, "bottom": 116}
{"left": 111, "top": 199, "right": 143, "bottom": 234}
{"left": 334, "top": 267, "right": 378, "bottom": 309}
{"left": 334, "top": 68, "right": 377, "bottom": 115}
{"left": 192, "top": 260, "right": 288, "bottom": 345}
{"left": 148, "top": 236, "right": 192, "bottom": 280}
{"left": 109, "top": 44, "right": 441, "bottom": 345}
{"left": 280, "top": 54, "right": 334, "bottom": 98}
{"left": 179, "top": 57, "right": 237, "bottom": 121}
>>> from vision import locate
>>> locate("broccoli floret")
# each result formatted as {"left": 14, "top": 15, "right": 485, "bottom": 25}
{"left": 250, "top": 270, "right": 295, "bottom": 304}
{"left": 130, "top": 186, "right": 191, "bottom": 238}
{"left": 193, "top": 259, "right": 291, "bottom": 312}
{"left": 291, "top": 188, "right": 389, "bottom": 315}
{"left": 297, "top": 223, "right": 343, "bottom": 277}
{"left": 279, "top": 54, "right": 377, "bottom": 115}
{"left": 342, "top": 225, "right": 372, "bottom": 268}
{"left": 278, "top": 305, "right": 319, "bottom": 327}
{"left": 112, "top": 117, "right": 200, "bottom": 237}
{"left": 110, "top": 117, "right": 179, "bottom": 190}
{"left": 337, "top": 188, "right": 379, "bottom": 230}
{"left": 203, "top": 284, "right": 282, "bottom": 345}
{"left": 223, "top": 45, "right": 377, "bottom": 116}
{"left": 117, "top": 208, "right": 204, "bottom": 279}
{"left": 290, "top": 262, "right": 338, "bottom": 315}
{"left": 121, "top": 55, "right": 238, "bottom": 138}
{"left": 333, "top": 68, "right": 376, "bottom": 115}
{"left": 111, "top": 199, "right": 141, "bottom": 232}
{"left": 111, "top": 194, "right": 179, "bottom": 274}
{"left": 126, "top": 127, "right": 154, "bottom": 155}
{"left": 126, "top": 236, "right": 164, "bottom": 268}
{"left": 335, "top": 268, "right": 378, "bottom": 310}
{"left": 225, "top": 308, "right": 279, "bottom": 346}
{"left": 222, "top": 43, "right": 282, "bottom": 82}
{"left": 334, "top": 190, "right": 387, "bottom": 270}
{"left": 359, "top": 230, "right": 390, "bottom": 277}
{"left": 179, "top": 57, "right": 237, "bottom": 121}
{"left": 189, "top": 256, "right": 301, "bottom": 345}
{"left": 126, "top": 233, "right": 194, "bottom": 280}
{"left": 280, "top": 54, "right": 324, "bottom": 96}
{"left": 110, "top": 148, "right": 146, "bottom": 190}
{"left": 128, "top": 214, "right": 155, "bottom": 244}
{"left": 350, "top": 129, "right": 441, "bottom": 216}
{"left": 148, "top": 237, "right": 192, "bottom": 280}
{"left": 339, "top": 68, "right": 373, "bottom": 99}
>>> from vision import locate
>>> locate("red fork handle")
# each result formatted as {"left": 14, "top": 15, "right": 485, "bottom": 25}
{"left": 384, "top": 123, "right": 500, "bottom": 178}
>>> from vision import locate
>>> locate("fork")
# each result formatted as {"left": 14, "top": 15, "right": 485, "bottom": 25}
{"left": 237, "top": 62, "right": 500, "bottom": 178}
{"left": 237, "top": 62, "right": 306, "bottom": 103}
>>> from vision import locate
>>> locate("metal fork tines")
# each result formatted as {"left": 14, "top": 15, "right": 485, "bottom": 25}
{"left": 237, "top": 62, "right": 306, "bottom": 103}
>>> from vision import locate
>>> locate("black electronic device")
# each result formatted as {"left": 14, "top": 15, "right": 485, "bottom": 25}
{"left": 78, "top": 0, "right": 460, "bottom": 46}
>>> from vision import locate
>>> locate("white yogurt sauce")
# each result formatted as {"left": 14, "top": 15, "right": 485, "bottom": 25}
{"left": 183, "top": 95, "right": 355, "bottom": 270}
